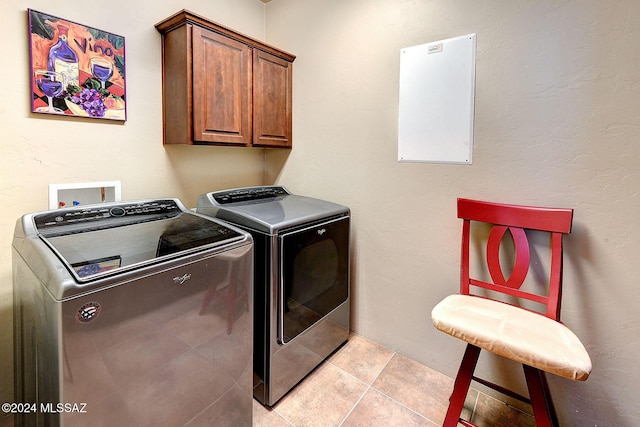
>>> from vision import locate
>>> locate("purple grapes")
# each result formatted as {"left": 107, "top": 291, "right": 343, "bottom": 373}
{"left": 70, "top": 88, "right": 107, "bottom": 118}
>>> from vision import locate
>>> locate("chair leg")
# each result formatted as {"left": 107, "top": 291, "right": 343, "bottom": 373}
{"left": 523, "top": 365, "right": 559, "bottom": 427}
{"left": 443, "top": 344, "right": 481, "bottom": 427}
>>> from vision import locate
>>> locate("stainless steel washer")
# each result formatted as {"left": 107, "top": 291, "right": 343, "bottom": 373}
{"left": 197, "top": 186, "right": 350, "bottom": 406}
{"left": 12, "top": 199, "right": 253, "bottom": 426}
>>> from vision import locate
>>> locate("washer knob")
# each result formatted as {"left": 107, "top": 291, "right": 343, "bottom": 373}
{"left": 109, "top": 207, "right": 126, "bottom": 217}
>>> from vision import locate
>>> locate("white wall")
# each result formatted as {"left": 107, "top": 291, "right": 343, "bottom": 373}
{"left": 0, "top": 0, "right": 267, "bottom": 421}
{"left": 265, "top": 0, "right": 640, "bottom": 425}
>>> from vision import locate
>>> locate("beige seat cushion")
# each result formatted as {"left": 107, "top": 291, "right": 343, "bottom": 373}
{"left": 431, "top": 294, "right": 592, "bottom": 381}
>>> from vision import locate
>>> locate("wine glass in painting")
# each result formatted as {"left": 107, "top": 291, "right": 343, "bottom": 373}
{"left": 90, "top": 57, "right": 114, "bottom": 89}
{"left": 34, "top": 70, "right": 64, "bottom": 113}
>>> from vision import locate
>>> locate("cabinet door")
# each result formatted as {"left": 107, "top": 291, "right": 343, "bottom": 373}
{"left": 192, "top": 26, "right": 252, "bottom": 145}
{"left": 253, "top": 50, "right": 293, "bottom": 148}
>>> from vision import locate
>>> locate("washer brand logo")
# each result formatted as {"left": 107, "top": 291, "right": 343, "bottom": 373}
{"left": 173, "top": 273, "right": 192, "bottom": 285}
{"left": 76, "top": 302, "right": 101, "bottom": 323}
{"left": 317, "top": 228, "right": 326, "bottom": 236}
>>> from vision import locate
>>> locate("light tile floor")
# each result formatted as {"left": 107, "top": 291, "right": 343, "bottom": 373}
{"left": 253, "top": 334, "right": 535, "bottom": 427}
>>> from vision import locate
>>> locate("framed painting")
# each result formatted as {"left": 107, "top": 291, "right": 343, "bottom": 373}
{"left": 28, "top": 9, "right": 126, "bottom": 121}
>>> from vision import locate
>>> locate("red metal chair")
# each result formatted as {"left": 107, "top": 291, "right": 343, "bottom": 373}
{"left": 431, "top": 199, "right": 591, "bottom": 427}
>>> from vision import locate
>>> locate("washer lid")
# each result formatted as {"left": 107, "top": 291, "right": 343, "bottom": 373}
{"left": 27, "top": 199, "right": 244, "bottom": 282}
{"left": 197, "top": 186, "right": 349, "bottom": 234}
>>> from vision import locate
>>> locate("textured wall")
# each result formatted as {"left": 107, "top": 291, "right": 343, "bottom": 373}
{"left": 265, "top": 0, "right": 640, "bottom": 425}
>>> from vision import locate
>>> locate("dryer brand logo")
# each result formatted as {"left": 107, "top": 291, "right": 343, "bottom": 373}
{"left": 76, "top": 302, "right": 101, "bottom": 323}
{"left": 173, "top": 273, "right": 192, "bottom": 285}
{"left": 317, "top": 228, "right": 327, "bottom": 236}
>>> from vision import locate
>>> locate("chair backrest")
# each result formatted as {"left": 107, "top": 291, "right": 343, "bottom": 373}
{"left": 457, "top": 198, "right": 573, "bottom": 321}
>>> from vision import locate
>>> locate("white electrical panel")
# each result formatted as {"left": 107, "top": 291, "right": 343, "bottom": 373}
{"left": 49, "top": 181, "right": 122, "bottom": 209}
{"left": 398, "top": 33, "right": 476, "bottom": 164}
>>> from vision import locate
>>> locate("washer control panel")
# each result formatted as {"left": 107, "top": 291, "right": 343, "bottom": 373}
{"left": 212, "top": 186, "right": 289, "bottom": 204}
{"left": 34, "top": 200, "right": 181, "bottom": 231}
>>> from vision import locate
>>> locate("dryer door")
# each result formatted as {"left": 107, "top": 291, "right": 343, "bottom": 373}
{"left": 278, "top": 216, "right": 349, "bottom": 344}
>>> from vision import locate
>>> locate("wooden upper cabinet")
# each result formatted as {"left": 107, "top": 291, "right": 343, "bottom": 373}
{"left": 156, "top": 10, "right": 295, "bottom": 148}
{"left": 253, "top": 50, "right": 292, "bottom": 147}
{"left": 192, "top": 26, "right": 252, "bottom": 145}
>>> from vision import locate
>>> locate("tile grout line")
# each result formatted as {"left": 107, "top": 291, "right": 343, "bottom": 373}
{"left": 372, "top": 386, "right": 439, "bottom": 426}
{"left": 271, "top": 402, "right": 296, "bottom": 426}
{"left": 336, "top": 346, "right": 397, "bottom": 427}
{"left": 469, "top": 387, "right": 480, "bottom": 425}
{"left": 337, "top": 383, "right": 372, "bottom": 426}
{"left": 366, "top": 351, "right": 442, "bottom": 426}
{"left": 470, "top": 387, "right": 535, "bottom": 421}
{"left": 338, "top": 349, "right": 436, "bottom": 426}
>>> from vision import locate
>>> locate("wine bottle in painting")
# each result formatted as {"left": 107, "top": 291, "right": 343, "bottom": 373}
{"left": 47, "top": 25, "right": 79, "bottom": 88}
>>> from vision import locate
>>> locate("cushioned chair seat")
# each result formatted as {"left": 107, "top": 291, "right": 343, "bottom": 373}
{"left": 432, "top": 294, "right": 591, "bottom": 382}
